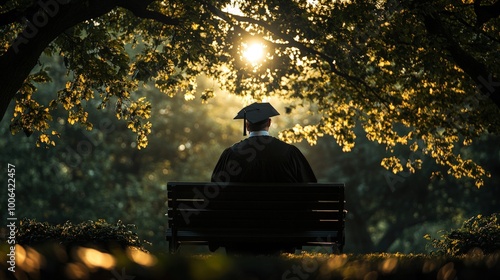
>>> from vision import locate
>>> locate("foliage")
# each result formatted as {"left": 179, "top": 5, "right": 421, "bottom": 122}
{"left": 14, "top": 218, "right": 148, "bottom": 251}
{"left": 426, "top": 213, "right": 500, "bottom": 256}
{"left": 1, "top": 0, "right": 499, "bottom": 186}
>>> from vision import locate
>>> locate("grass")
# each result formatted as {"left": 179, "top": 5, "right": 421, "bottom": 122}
{"left": 1, "top": 243, "right": 499, "bottom": 280}
{"left": 4, "top": 216, "right": 500, "bottom": 279}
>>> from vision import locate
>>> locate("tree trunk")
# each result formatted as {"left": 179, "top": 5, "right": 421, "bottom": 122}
{"left": 0, "top": 0, "right": 120, "bottom": 123}
{"left": 346, "top": 206, "right": 376, "bottom": 253}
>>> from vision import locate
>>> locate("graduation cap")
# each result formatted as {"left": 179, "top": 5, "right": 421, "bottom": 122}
{"left": 234, "top": 102, "right": 280, "bottom": 136}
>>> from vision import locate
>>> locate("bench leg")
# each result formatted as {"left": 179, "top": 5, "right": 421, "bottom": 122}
{"left": 331, "top": 244, "right": 343, "bottom": 254}
{"left": 169, "top": 243, "right": 180, "bottom": 253}
{"left": 168, "top": 237, "right": 178, "bottom": 253}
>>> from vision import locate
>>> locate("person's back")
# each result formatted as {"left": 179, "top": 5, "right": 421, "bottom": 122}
{"left": 212, "top": 135, "right": 316, "bottom": 183}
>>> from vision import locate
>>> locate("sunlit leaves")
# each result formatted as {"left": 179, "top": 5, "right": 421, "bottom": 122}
{"left": 116, "top": 97, "right": 152, "bottom": 150}
{"left": 6, "top": 8, "right": 153, "bottom": 148}
{"left": 381, "top": 156, "right": 404, "bottom": 174}
{"left": 10, "top": 70, "right": 55, "bottom": 147}
{"left": 17, "top": 218, "right": 147, "bottom": 251}
{"left": 427, "top": 213, "right": 500, "bottom": 255}
{"left": 200, "top": 88, "right": 215, "bottom": 103}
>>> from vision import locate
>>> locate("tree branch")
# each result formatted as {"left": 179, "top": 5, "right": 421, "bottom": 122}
{"left": 439, "top": 10, "right": 500, "bottom": 44}
{"left": 0, "top": 10, "right": 21, "bottom": 26}
{"left": 0, "top": 5, "right": 40, "bottom": 26}
{"left": 474, "top": 0, "right": 500, "bottom": 26}
{"left": 118, "top": 0, "right": 180, "bottom": 26}
{"left": 0, "top": 0, "right": 119, "bottom": 123}
{"left": 423, "top": 13, "right": 500, "bottom": 110}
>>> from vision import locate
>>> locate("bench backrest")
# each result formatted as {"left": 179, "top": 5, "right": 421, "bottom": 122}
{"left": 167, "top": 182, "right": 345, "bottom": 246}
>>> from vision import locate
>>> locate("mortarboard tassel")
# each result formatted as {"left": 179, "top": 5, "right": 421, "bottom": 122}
{"left": 243, "top": 111, "right": 247, "bottom": 136}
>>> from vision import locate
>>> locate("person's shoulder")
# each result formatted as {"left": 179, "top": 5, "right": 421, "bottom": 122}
{"left": 234, "top": 138, "right": 250, "bottom": 146}
{"left": 270, "top": 137, "right": 294, "bottom": 147}
{"left": 229, "top": 139, "right": 248, "bottom": 150}
{"left": 272, "top": 138, "right": 305, "bottom": 154}
{"left": 268, "top": 137, "right": 300, "bottom": 153}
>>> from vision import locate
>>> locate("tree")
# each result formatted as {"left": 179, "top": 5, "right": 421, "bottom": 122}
{"left": 1, "top": 0, "right": 499, "bottom": 186}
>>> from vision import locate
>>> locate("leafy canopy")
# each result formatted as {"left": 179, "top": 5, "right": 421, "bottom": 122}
{"left": 1, "top": 0, "right": 499, "bottom": 186}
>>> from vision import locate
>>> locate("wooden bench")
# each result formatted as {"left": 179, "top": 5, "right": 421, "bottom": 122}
{"left": 166, "top": 182, "right": 346, "bottom": 254}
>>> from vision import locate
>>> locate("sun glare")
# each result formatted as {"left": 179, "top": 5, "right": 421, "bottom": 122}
{"left": 222, "top": 4, "right": 244, "bottom": 16}
{"left": 242, "top": 42, "right": 265, "bottom": 64}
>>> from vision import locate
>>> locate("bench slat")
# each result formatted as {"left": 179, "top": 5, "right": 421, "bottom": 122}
{"left": 168, "top": 192, "right": 342, "bottom": 201}
{"left": 169, "top": 229, "right": 339, "bottom": 242}
{"left": 169, "top": 201, "right": 344, "bottom": 211}
{"left": 167, "top": 182, "right": 343, "bottom": 190}
{"left": 168, "top": 210, "right": 343, "bottom": 221}
{"left": 170, "top": 220, "right": 343, "bottom": 230}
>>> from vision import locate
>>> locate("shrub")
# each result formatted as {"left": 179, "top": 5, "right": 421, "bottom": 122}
{"left": 16, "top": 218, "right": 148, "bottom": 251}
{"left": 426, "top": 213, "right": 500, "bottom": 255}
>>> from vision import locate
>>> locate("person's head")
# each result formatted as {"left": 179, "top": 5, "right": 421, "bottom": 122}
{"left": 234, "top": 102, "right": 280, "bottom": 136}
{"left": 246, "top": 118, "right": 271, "bottom": 132}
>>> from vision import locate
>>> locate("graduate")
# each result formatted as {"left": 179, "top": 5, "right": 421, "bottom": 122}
{"left": 211, "top": 102, "right": 317, "bottom": 183}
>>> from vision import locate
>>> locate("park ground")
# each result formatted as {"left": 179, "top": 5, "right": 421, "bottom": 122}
{"left": 1, "top": 243, "right": 500, "bottom": 280}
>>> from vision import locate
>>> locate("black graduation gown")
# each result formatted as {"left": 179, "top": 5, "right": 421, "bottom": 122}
{"left": 211, "top": 136, "right": 317, "bottom": 183}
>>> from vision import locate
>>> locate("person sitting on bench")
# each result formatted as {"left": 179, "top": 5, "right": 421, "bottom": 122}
{"left": 210, "top": 102, "right": 317, "bottom": 254}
